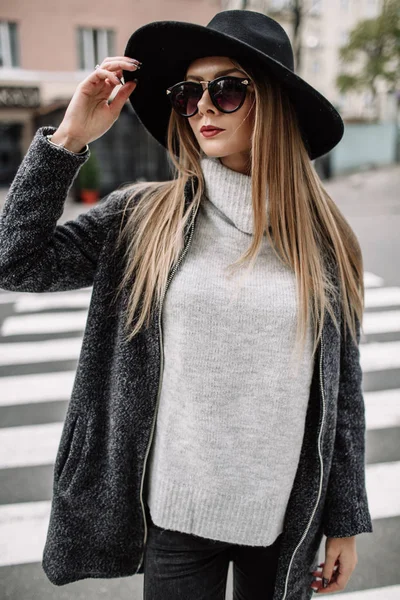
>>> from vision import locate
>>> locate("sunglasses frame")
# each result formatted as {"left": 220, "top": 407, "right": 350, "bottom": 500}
{"left": 166, "top": 75, "right": 251, "bottom": 118}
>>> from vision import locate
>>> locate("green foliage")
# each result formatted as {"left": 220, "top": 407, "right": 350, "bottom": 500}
{"left": 336, "top": 73, "right": 366, "bottom": 93}
{"left": 336, "top": 0, "right": 400, "bottom": 97}
{"left": 78, "top": 149, "right": 100, "bottom": 190}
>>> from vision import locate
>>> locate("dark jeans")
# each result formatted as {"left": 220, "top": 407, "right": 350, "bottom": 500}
{"left": 143, "top": 502, "right": 282, "bottom": 600}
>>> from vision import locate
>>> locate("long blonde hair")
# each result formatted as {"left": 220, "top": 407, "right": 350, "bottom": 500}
{"left": 113, "top": 58, "right": 364, "bottom": 361}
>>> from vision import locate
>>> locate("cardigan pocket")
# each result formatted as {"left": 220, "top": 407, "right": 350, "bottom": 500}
{"left": 55, "top": 413, "right": 88, "bottom": 494}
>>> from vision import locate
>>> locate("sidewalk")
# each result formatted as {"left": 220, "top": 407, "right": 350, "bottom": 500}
{"left": 323, "top": 162, "right": 400, "bottom": 215}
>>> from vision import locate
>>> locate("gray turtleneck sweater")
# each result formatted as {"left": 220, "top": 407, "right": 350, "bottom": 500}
{"left": 144, "top": 155, "right": 314, "bottom": 547}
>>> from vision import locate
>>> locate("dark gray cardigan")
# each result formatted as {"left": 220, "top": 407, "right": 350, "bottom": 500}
{"left": 0, "top": 126, "right": 373, "bottom": 600}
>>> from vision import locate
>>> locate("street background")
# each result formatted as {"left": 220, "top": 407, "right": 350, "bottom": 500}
{"left": 1, "top": 0, "right": 400, "bottom": 598}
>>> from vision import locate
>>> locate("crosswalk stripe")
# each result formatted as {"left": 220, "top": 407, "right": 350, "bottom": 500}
{"left": 0, "top": 372, "right": 398, "bottom": 432}
{"left": 0, "top": 337, "right": 397, "bottom": 373}
{"left": 0, "top": 371, "right": 75, "bottom": 406}
{"left": 0, "top": 274, "right": 387, "bottom": 307}
{"left": 0, "top": 417, "right": 398, "bottom": 518}
{"left": 1, "top": 311, "right": 89, "bottom": 336}
{"left": 365, "top": 287, "right": 400, "bottom": 308}
{"left": 0, "top": 462, "right": 398, "bottom": 568}
{"left": 5, "top": 306, "right": 400, "bottom": 337}
{"left": 364, "top": 272, "right": 384, "bottom": 288}
{"left": 338, "top": 585, "right": 400, "bottom": 599}
{"left": 0, "top": 293, "right": 22, "bottom": 304}
{"left": 0, "top": 338, "right": 82, "bottom": 366}
{"left": 0, "top": 501, "right": 49, "bottom": 566}
{"left": 14, "top": 292, "right": 91, "bottom": 312}
{"left": 364, "top": 389, "right": 400, "bottom": 430}
{"left": 0, "top": 288, "right": 91, "bottom": 305}
{"left": 365, "top": 461, "right": 400, "bottom": 521}
{"left": 0, "top": 377, "right": 398, "bottom": 431}
{"left": 360, "top": 341, "right": 400, "bottom": 372}
{"left": 363, "top": 310, "right": 400, "bottom": 335}
{"left": 0, "top": 423, "right": 62, "bottom": 469}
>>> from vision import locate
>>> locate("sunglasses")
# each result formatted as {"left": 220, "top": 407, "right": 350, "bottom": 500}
{"left": 166, "top": 75, "right": 252, "bottom": 118}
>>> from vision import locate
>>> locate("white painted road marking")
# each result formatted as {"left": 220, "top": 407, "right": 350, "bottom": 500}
{"left": 1, "top": 311, "right": 89, "bottom": 335}
{"left": 0, "top": 338, "right": 83, "bottom": 366}
{"left": 364, "top": 389, "right": 400, "bottom": 430}
{"left": 14, "top": 292, "right": 91, "bottom": 312}
{"left": 360, "top": 341, "right": 400, "bottom": 372}
{"left": 0, "top": 461, "right": 398, "bottom": 567}
{"left": 0, "top": 371, "right": 75, "bottom": 406}
{"left": 0, "top": 423, "right": 62, "bottom": 469}
{"left": 365, "top": 287, "right": 400, "bottom": 308}
{"left": 339, "top": 585, "right": 400, "bottom": 599}
{"left": 364, "top": 272, "right": 385, "bottom": 288}
{"left": 363, "top": 310, "right": 400, "bottom": 335}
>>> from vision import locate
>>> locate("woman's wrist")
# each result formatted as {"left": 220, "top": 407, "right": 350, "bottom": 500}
{"left": 47, "top": 129, "right": 89, "bottom": 155}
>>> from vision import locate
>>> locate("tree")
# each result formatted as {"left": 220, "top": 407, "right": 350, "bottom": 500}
{"left": 336, "top": 0, "right": 400, "bottom": 120}
{"left": 230, "top": 0, "right": 317, "bottom": 73}
{"left": 289, "top": 0, "right": 304, "bottom": 73}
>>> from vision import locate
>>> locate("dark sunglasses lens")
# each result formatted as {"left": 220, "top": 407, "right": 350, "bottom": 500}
{"left": 212, "top": 78, "right": 245, "bottom": 112}
{"left": 171, "top": 82, "right": 202, "bottom": 116}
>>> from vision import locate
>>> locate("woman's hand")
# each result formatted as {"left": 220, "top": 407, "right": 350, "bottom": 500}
{"left": 53, "top": 56, "right": 140, "bottom": 149}
{"left": 310, "top": 536, "right": 358, "bottom": 593}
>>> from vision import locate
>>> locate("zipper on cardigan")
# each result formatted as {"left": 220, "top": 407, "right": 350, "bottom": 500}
{"left": 135, "top": 203, "right": 199, "bottom": 575}
{"left": 280, "top": 332, "right": 326, "bottom": 600}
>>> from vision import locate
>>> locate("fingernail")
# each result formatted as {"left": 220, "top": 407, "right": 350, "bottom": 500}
{"left": 323, "top": 577, "right": 329, "bottom": 588}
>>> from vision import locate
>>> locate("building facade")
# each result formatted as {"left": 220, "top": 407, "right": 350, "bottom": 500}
{"left": 222, "top": 0, "right": 395, "bottom": 123}
{"left": 0, "top": 0, "right": 220, "bottom": 192}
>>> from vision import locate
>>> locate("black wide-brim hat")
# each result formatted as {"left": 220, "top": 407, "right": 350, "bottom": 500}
{"left": 123, "top": 10, "right": 344, "bottom": 161}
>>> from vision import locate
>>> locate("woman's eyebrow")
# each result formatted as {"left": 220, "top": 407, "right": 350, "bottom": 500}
{"left": 185, "top": 68, "right": 246, "bottom": 80}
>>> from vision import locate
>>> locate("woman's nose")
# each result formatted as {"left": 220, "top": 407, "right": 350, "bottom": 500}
{"left": 197, "top": 88, "right": 216, "bottom": 114}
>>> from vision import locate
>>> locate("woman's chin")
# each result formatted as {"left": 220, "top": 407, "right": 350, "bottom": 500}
{"left": 199, "top": 142, "right": 230, "bottom": 157}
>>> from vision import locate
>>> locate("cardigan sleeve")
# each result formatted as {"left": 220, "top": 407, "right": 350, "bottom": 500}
{"left": 0, "top": 126, "right": 132, "bottom": 293}
{"left": 322, "top": 313, "right": 374, "bottom": 537}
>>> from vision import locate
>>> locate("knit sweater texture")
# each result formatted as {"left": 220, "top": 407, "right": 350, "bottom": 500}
{"left": 145, "top": 156, "right": 314, "bottom": 546}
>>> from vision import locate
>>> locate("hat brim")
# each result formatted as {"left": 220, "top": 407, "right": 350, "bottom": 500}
{"left": 123, "top": 20, "right": 344, "bottom": 161}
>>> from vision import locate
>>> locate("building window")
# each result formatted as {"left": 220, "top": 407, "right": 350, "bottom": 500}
{"left": 340, "top": 29, "right": 349, "bottom": 45}
{"left": 310, "top": 0, "right": 322, "bottom": 16}
{"left": 270, "top": 0, "right": 290, "bottom": 9}
{"left": 338, "top": 92, "right": 347, "bottom": 109}
{"left": 312, "top": 60, "right": 320, "bottom": 73}
{"left": 77, "top": 27, "right": 115, "bottom": 70}
{"left": 363, "top": 90, "right": 373, "bottom": 106}
{"left": 0, "top": 21, "right": 20, "bottom": 68}
{"left": 366, "top": 0, "right": 378, "bottom": 16}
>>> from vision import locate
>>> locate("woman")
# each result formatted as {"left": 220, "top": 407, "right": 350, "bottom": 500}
{"left": 0, "top": 9, "right": 372, "bottom": 600}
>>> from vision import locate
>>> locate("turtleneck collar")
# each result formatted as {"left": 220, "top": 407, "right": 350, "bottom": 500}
{"left": 200, "top": 155, "right": 269, "bottom": 235}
